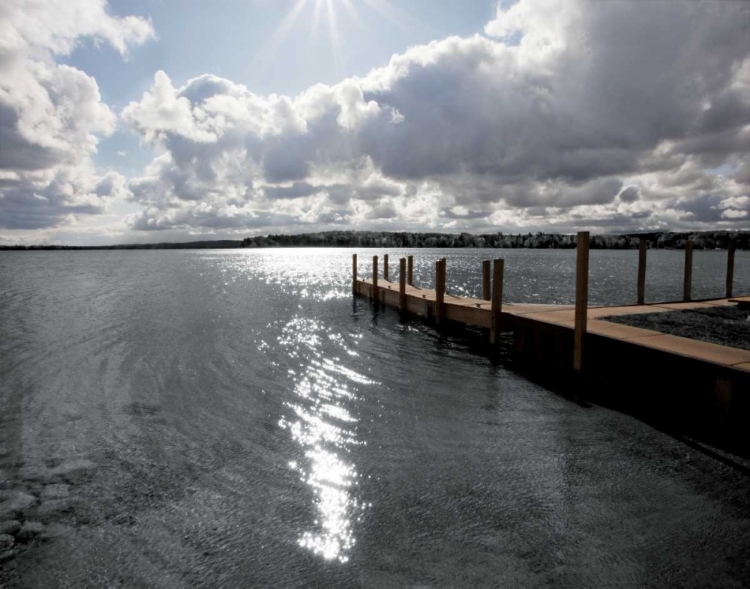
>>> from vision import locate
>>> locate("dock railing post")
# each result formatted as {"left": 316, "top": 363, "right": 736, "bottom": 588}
{"left": 372, "top": 255, "right": 379, "bottom": 304}
{"left": 435, "top": 258, "right": 446, "bottom": 325}
{"left": 399, "top": 258, "right": 407, "bottom": 313}
{"left": 637, "top": 238, "right": 647, "bottom": 305}
{"left": 352, "top": 254, "right": 357, "bottom": 295}
{"left": 683, "top": 240, "right": 694, "bottom": 302}
{"left": 726, "top": 239, "right": 736, "bottom": 299}
{"left": 490, "top": 259, "right": 504, "bottom": 344}
{"left": 407, "top": 256, "right": 414, "bottom": 286}
{"left": 574, "top": 231, "right": 590, "bottom": 373}
{"left": 383, "top": 254, "right": 389, "bottom": 282}
{"left": 482, "top": 260, "right": 491, "bottom": 301}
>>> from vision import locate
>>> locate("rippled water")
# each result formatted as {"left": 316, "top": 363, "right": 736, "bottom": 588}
{"left": 1, "top": 249, "right": 749, "bottom": 587}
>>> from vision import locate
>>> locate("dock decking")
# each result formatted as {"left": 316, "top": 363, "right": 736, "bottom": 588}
{"left": 352, "top": 234, "right": 748, "bottom": 422}
{"left": 356, "top": 276, "right": 750, "bottom": 376}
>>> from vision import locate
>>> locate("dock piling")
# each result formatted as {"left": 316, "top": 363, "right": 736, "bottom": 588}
{"left": 574, "top": 231, "right": 590, "bottom": 372}
{"left": 637, "top": 238, "right": 647, "bottom": 305}
{"left": 683, "top": 240, "right": 694, "bottom": 302}
{"left": 352, "top": 254, "right": 357, "bottom": 295}
{"left": 490, "top": 259, "right": 504, "bottom": 344}
{"left": 407, "top": 256, "right": 414, "bottom": 286}
{"left": 372, "top": 255, "right": 379, "bottom": 304}
{"left": 727, "top": 239, "right": 736, "bottom": 299}
{"left": 399, "top": 258, "right": 407, "bottom": 313}
{"left": 383, "top": 254, "right": 389, "bottom": 282}
{"left": 482, "top": 260, "right": 491, "bottom": 301}
{"left": 435, "top": 258, "right": 446, "bottom": 325}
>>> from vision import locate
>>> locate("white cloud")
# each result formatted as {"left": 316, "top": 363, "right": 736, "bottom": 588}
{"left": 0, "top": 0, "right": 153, "bottom": 229}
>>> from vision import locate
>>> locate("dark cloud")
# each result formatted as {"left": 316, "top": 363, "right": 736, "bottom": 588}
{"left": 619, "top": 186, "right": 639, "bottom": 203}
{"left": 0, "top": 179, "right": 103, "bottom": 230}
{"left": 264, "top": 182, "right": 320, "bottom": 199}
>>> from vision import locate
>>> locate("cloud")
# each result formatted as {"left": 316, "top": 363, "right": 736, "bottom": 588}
{"left": 0, "top": 0, "right": 153, "bottom": 230}
{"left": 116, "top": 0, "right": 749, "bottom": 236}
{"left": 3, "top": 0, "right": 749, "bottom": 240}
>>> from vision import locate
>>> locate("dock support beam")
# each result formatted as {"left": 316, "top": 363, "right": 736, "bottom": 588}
{"left": 727, "top": 239, "right": 736, "bottom": 299}
{"left": 574, "top": 231, "right": 590, "bottom": 373}
{"left": 383, "top": 254, "right": 389, "bottom": 282}
{"left": 372, "top": 255, "right": 379, "bottom": 304}
{"left": 482, "top": 260, "right": 491, "bottom": 301}
{"left": 435, "top": 258, "right": 446, "bottom": 325}
{"left": 399, "top": 258, "right": 407, "bottom": 313}
{"left": 352, "top": 254, "right": 357, "bottom": 295}
{"left": 407, "top": 256, "right": 414, "bottom": 286}
{"left": 490, "top": 259, "right": 504, "bottom": 344}
{"left": 683, "top": 240, "right": 693, "bottom": 302}
{"left": 637, "top": 238, "right": 647, "bottom": 305}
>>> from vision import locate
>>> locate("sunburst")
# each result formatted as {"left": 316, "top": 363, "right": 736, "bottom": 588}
{"left": 249, "top": 0, "right": 430, "bottom": 83}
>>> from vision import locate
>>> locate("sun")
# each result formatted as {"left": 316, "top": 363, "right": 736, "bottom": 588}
{"left": 251, "top": 0, "right": 420, "bottom": 82}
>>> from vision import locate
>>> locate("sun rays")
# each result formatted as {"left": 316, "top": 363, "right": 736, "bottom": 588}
{"left": 250, "top": 0, "right": 426, "bottom": 84}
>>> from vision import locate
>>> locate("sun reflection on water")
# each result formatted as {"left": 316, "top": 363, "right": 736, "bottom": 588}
{"left": 278, "top": 316, "right": 373, "bottom": 563}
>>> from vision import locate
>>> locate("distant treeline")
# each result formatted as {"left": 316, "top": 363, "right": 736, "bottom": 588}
{"left": 0, "top": 240, "right": 242, "bottom": 251}
{"left": 241, "top": 231, "right": 750, "bottom": 250}
{"left": 3, "top": 231, "right": 748, "bottom": 251}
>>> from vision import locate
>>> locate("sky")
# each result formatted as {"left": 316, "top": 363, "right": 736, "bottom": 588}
{"left": 0, "top": 0, "right": 748, "bottom": 245}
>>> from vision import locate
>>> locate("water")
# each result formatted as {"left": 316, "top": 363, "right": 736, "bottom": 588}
{"left": 1, "top": 248, "right": 749, "bottom": 587}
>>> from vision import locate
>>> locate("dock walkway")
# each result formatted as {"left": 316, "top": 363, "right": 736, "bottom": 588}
{"left": 357, "top": 276, "right": 750, "bottom": 376}
{"left": 352, "top": 234, "right": 748, "bottom": 421}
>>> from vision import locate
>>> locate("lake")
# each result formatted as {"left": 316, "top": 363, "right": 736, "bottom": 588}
{"left": 1, "top": 248, "right": 749, "bottom": 587}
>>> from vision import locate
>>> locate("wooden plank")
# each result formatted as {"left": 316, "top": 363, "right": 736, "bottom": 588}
{"left": 399, "top": 258, "right": 407, "bottom": 313}
{"left": 445, "top": 302, "right": 491, "bottom": 328}
{"left": 683, "top": 240, "right": 693, "bottom": 302}
{"left": 435, "top": 258, "right": 446, "bottom": 324}
{"left": 383, "top": 254, "right": 389, "bottom": 282}
{"left": 372, "top": 255, "right": 378, "bottom": 303}
{"left": 726, "top": 239, "right": 736, "bottom": 299}
{"left": 637, "top": 238, "right": 647, "bottom": 305}
{"left": 407, "top": 255, "right": 414, "bottom": 286}
{"left": 574, "top": 231, "right": 590, "bottom": 372}
{"left": 352, "top": 254, "right": 357, "bottom": 295}
{"left": 490, "top": 259, "right": 504, "bottom": 344}
{"left": 482, "top": 260, "right": 491, "bottom": 301}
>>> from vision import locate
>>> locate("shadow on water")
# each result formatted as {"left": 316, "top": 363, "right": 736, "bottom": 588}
{"left": 361, "top": 298, "right": 750, "bottom": 475}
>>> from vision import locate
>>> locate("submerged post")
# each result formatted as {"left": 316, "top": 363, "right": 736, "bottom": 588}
{"left": 574, "top": 231, "right": 590, "bottom": 373}
{"left": 482, "top": 260, "right": 491, "bottom": 301}
{"left": 637, "top": 238, "right": 647, "bottom": 305}
{"left": 399, "top": 258, "right": 407, "bottom": 313}
{"left": 407, "top": 255, "right": 414, "bottom": 286}
{"left": 383, "top": 254, "right": 389, "bottom": 282}
{"left": 372, "top": 255, "right": 379, "bottom": 303}
{"left": 726, "top": 239, "right": 736, "bottom": 299}
{"left": 490, "top": 259, "right": 504, "bottom": 344}
{"left": 435, "top": 258, "right": 446, "bottom": 324}
{"left": 352, "top": 254, "right": 357, "bottom": 295}
{"left": 683, "top": 240, "right": 694, "bottom": 302}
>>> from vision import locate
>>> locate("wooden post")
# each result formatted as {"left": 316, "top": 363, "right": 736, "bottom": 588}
{"left": 637, "top": 238, "right": 647, "bottom": 305}
{"left": 726, "top": 239, "right": 736, "bottom": 299}
{"left": 435, "top": 258, "right": 446, "bottom": 324}
{"left": 490, "top": 259, "right": 504, "bottom": 344}
{"left": 352, "top": 254, "right": 357, "bottom": 295}
{"left": 683, "top": 240, "right": 693, "bottom": 302}
{"left": 383, "top": 254, "right": 389, "bottom": 282}
{"left": 407, "top": 256, "right": 414, "bottom": 286}
{"left": 482, "top": 260, "right": 491, "bottom": 301}
{"left": 574, "top": 231, "right": 590, "bottom": 372}
{"left": 372, "top": 255, "right": 379, "bottom": 303}
{"left": 399, "top": 258, "right": 407, "bottom": 313}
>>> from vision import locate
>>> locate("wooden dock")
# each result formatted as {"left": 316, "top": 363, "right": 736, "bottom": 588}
{"left": 352, "top": 233, "right": 749, "bottom": 430}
